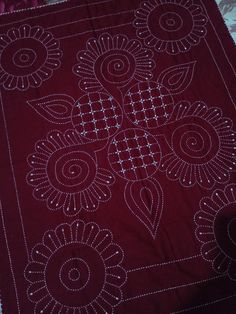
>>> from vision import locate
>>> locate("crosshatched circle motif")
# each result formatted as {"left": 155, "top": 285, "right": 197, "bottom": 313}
{"left": 24, "top": 220, "right": 127, "bottom": 313}
{"left": 72, "top": 92, "right": 123, "bottom": 140}
{"left": 195, "top": 184, "right": 236, "bottom": 281}
{"left": 0, "top": 24, "right": 62, "bottom": 90}
{"left": 134, "top": 0, "right": 207, "bottom": 54}
{"left": 124, "top": 81, "right": 174, "bottom": 128}
{"left": 108, "top": 128, "right": 162, "bottom": 181}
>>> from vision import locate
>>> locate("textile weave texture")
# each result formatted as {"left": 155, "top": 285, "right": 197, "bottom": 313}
{"left": 0, "top": 0, "right": 236, "bottom": 313}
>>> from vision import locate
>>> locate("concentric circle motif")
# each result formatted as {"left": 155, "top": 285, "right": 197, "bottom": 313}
{"left": 73, "top": 33, "right": 155, "bottom": 92}
{"left": 134, "top": 0, "right": 207, "bottom": 54}
{"left": 0, "top": 24, "right": 62, "bottom": 90}
{"left": 24, "top": 220, "right": 127, "bottom": 313}
{"left": 160, "top": 101, "right": 236, "bottom": 189}
{"left": 195, "top": 184, "right": 236, "bottom": 281}
{"left": 108, "top": 128, "right": 162, "bottom": 181}
{"left": 27, "top": 129, "right": 115, "bottom": 215}
{"left": 124, "top": 81, "right": 174, "bottom": 128}
{"left": 71, "top": 92, "right": 123, "bottom": 140}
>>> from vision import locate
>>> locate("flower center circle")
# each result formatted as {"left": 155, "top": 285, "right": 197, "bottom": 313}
{"left": 59, "top": 258, "right": 90, "bottom": 291}
{"left": 13, "top": 48, "right": 37, "bottom": 68}
{"left": 45, "top": 242, "right": 106, "bottom": 307}
{"left": 159, "top": 12, "right": 183, "bottom": 31}
{"left": 148, "top": 4, "right": 193, "bottom": 40}
{"left": 1, "top": 38, "right": 47, "bottom": 76}
{"left": 68, "top": 268, "right": 81, "bottom": 281}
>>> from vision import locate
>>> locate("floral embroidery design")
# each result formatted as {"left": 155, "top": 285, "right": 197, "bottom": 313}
{"left": 73, "top": 33, "right": 155, "bottom": 92}
{"left": 0, "top": 24, "right": 62, "bottom": 90}
{"left": 195, "top": 184, "right": 236, "bottom": 281}
{"left": 160, "top": 101, "right": 236, "bottom": 189}
{"left": 133, "top": 0, "right": 208, "bottom": 54}
{"left": 27, "top": 129, "right": 115, "bottom": 216}
{"left": 25, "top": 220, "right": 126, "bottom": 313}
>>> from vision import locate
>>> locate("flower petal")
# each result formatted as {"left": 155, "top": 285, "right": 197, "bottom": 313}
{"left": 91, "top": 298, "right": 113, "bottom": 314}
{"left": 27, "top": 282, "right": 48, "bottom": 302}
{"left": 201, "top": 241, "right": 219, "bottom": 261}
{"left": 194, "top": 210, "right": 214, "bottom": 226}
{"left": 106, "top": 266, "right": 127, "bottom": 287}
{"left": 101, "top": 244, "right": 124, "bottom": 267}
{"left": 70, "top": 220, "right": 86, "bottom": 243}
{"left": 34, "top": 295, "right": 55, "bottom": 314}
{"left": 93, "top": 230, "right": 113, "bottom": 253}
{"left": 55, "top": 223, "right": 72, "bottom": 245}
{"left": 95, "top": 168, "right": 115, "bottom": 186}
{"left": 195, "top": 226, "right": 215, "bottom": 243}
{"left": 24, "top": 262, "right": 45, "bottom": 283}
{"left": 213, "top": 252, "right": 230, "bottom": 274}
{"left": 82, "top": 222, "right": 100, "bottom": 246}
{"left": 81, "top": 190, "right": 99, "bottom": 212}
{"left": 100, "top": 284, "right": 122, "bottom": 306}
{"left": 31, "top": 244, "right": 51, "bottom": 264}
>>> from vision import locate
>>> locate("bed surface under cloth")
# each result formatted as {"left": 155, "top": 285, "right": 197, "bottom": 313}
{"left": 0, "top": 0, "right": 236, "bottom": 313}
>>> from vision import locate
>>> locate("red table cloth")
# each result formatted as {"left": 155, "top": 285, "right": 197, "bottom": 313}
{"left": 0, "top": 0, "right": 236, "bottom": 313}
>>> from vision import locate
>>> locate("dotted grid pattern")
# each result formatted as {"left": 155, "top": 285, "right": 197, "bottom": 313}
{"left": 72, "top": 92, "right": 122, "bottom": 140}
{"left": 124, "top": 81, "right": 174, "bottom": 129}
{"left": 108, "top": 129, "right": 161, "bottom": 181}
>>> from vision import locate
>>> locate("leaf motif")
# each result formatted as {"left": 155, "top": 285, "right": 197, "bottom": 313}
{"left": 124, "top": 178, "right": 164, "bottom": 239}
{"left": 27, "top": 94, "right": 75, "bottom": 125}
{"left": 158, "top": 61, "right": 196, "bottom": 94}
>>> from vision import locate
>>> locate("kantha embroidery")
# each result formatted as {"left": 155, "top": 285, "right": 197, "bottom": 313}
{"left": 27, "top": 129, "right": 115, "bottom": 215}
{"left": 24, "top": 219, "right": 126, "bottom": 313}
{"left": 160, "top": 101, "right": 236, "bottom": 189}
{"left": 108, "top": 128, "right": 163, "bottom": 238}
{"left": 195, "top": 184, "right": 236, "bottom": 281}
{"left": 72, "top": 92, "right": 123, "bottom": 141}
{"left": 0, "top": 24, "right": 62, "bottom": 90}
{"left": 124, "top": 177, "right": 163, "bottom": 239}
{"left": 134, "top": 0, "right": 208, "bottom": 54}
{"left": 72, "top": 33, "right": 155, "bottom": 93}
{"left": 28, "top": 92, "right": 123, "bottom": 140}
{"left": 108, "top": 128, "right": 161, "bottom": 181}
{"left": 123, "top": 62, "right": 196, "bottom": 128}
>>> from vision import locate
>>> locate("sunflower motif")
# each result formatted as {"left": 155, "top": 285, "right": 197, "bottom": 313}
{"left": 73, "top": 33, "right": 155, "bottom": 92}
{"left": 160, "top": 101, "right": 236, "bottom": 189}
{"left": 25, "top": 219, "right": 127, "bottom": 313}
{"left": 133, "top": 0, "right": 208, "bottom": 54}
{"left": 27, "top": 129, "right": 115, "bottom": 215}
{"left": 195, "top": 184, "right": 236, "bottom": 281}
{"left": 0, "top": 24, "right": 62, "bottom": 90}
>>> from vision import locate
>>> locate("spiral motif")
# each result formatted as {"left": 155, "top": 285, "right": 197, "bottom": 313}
{"left": 27, "top": 130, "right": 115, "bottom": 214}
{"left": 160, "top": 102, "right": 236, "bottom": 188}
{"left": 171, "top": 122, "right": 219, "bottom": 164}
{"left": 96, "top": 50, "right": 135, "bottom": 85}
{"left": 47, "top": 149, "right": 96, "bottom": 193}
{"left": 73, "top": 33, "right": 155, "bottom": 92}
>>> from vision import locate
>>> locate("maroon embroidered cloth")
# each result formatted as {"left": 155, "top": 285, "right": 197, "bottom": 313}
{"left": 0, "top": 0, "right": 236, "bottom": 313}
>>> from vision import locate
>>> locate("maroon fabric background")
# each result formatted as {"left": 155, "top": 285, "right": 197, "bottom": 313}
{"left": 0, "top": 0, "right": 236, "bottom": 313}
